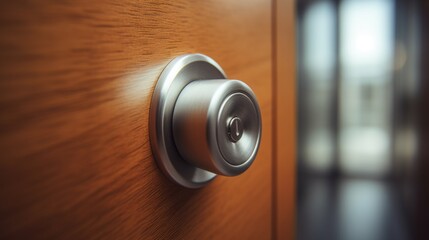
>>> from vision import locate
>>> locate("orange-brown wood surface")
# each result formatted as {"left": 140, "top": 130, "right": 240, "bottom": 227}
{"left": 274, "top": 0, "right": 296, "bottom": 239}
{"left": 0, "top": 1, "right": 275, "bottom": 239}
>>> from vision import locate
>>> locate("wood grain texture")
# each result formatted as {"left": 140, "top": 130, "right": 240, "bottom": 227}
{"left": 274, "top": 0, "right": 296, "bottom": 239}
{"left": 0, "top": 1, "right": 273, "bottom": 239}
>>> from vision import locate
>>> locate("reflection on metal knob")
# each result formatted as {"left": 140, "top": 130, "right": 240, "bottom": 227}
{"left": 173, "top": 80, "right": 261, "bottom": 176}
{"left": 149, "top": 54, "right": 261, "bottom": 188}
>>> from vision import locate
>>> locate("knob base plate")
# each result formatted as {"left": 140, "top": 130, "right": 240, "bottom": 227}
{"left": 149, "top": 54, "right": 227, "bottom": 188}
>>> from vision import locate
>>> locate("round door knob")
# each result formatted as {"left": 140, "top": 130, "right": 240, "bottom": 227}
{"left": 173, "top": 79, "right": 261, "bottom": 176}
{"left": 149, "top": 54, "right": 261, "bottom": 188}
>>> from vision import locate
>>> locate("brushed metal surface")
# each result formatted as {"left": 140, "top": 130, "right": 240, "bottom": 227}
{"left": 150, "top": 54, "right": 261, "bottom": 187}
{"left": 149, "top": 54, "right": 225, "bottom": 188}
{"left": 173, "top": 80, "right": 261, "bottom": 176}
{"left": 217, "top": 92, "right": 261, "bottom": 167}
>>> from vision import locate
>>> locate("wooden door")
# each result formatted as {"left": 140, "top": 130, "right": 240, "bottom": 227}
{"left": 0, "top": 0, "right": 295, "bottom": 239}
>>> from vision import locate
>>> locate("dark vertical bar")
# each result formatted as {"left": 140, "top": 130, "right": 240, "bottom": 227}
{"left": 416, "top": 1, "right": 429, "bottom": 238}
{"left": 271, "top": 0, "right": 278, "bottom": 239}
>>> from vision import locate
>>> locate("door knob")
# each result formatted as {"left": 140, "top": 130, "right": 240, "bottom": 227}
{"left": 149, "top": 54, "right": 261, "bottom": 188}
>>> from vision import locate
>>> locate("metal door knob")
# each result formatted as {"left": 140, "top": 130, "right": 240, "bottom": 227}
{"left": 150, "top": 54, "right": 261, "bottom": 188}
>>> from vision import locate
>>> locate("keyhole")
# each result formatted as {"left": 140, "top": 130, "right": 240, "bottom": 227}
{"left": 228, "top": 117, "right": 243, "bottom": 142}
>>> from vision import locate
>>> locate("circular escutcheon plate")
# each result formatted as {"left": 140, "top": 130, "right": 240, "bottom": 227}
{"left": 149, "top": 54, "right": 227, "bottom": 188}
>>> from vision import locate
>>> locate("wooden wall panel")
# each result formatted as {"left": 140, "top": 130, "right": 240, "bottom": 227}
{"left": 0, "top": 1, "right": 273, "bottom": 239}
{"left": 274, "top": 0, "right": 296, "bottom": 239}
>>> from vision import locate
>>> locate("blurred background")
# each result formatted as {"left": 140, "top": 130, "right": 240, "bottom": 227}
{"left": 296, "top": 0, "right": 428, "bottom": 239}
